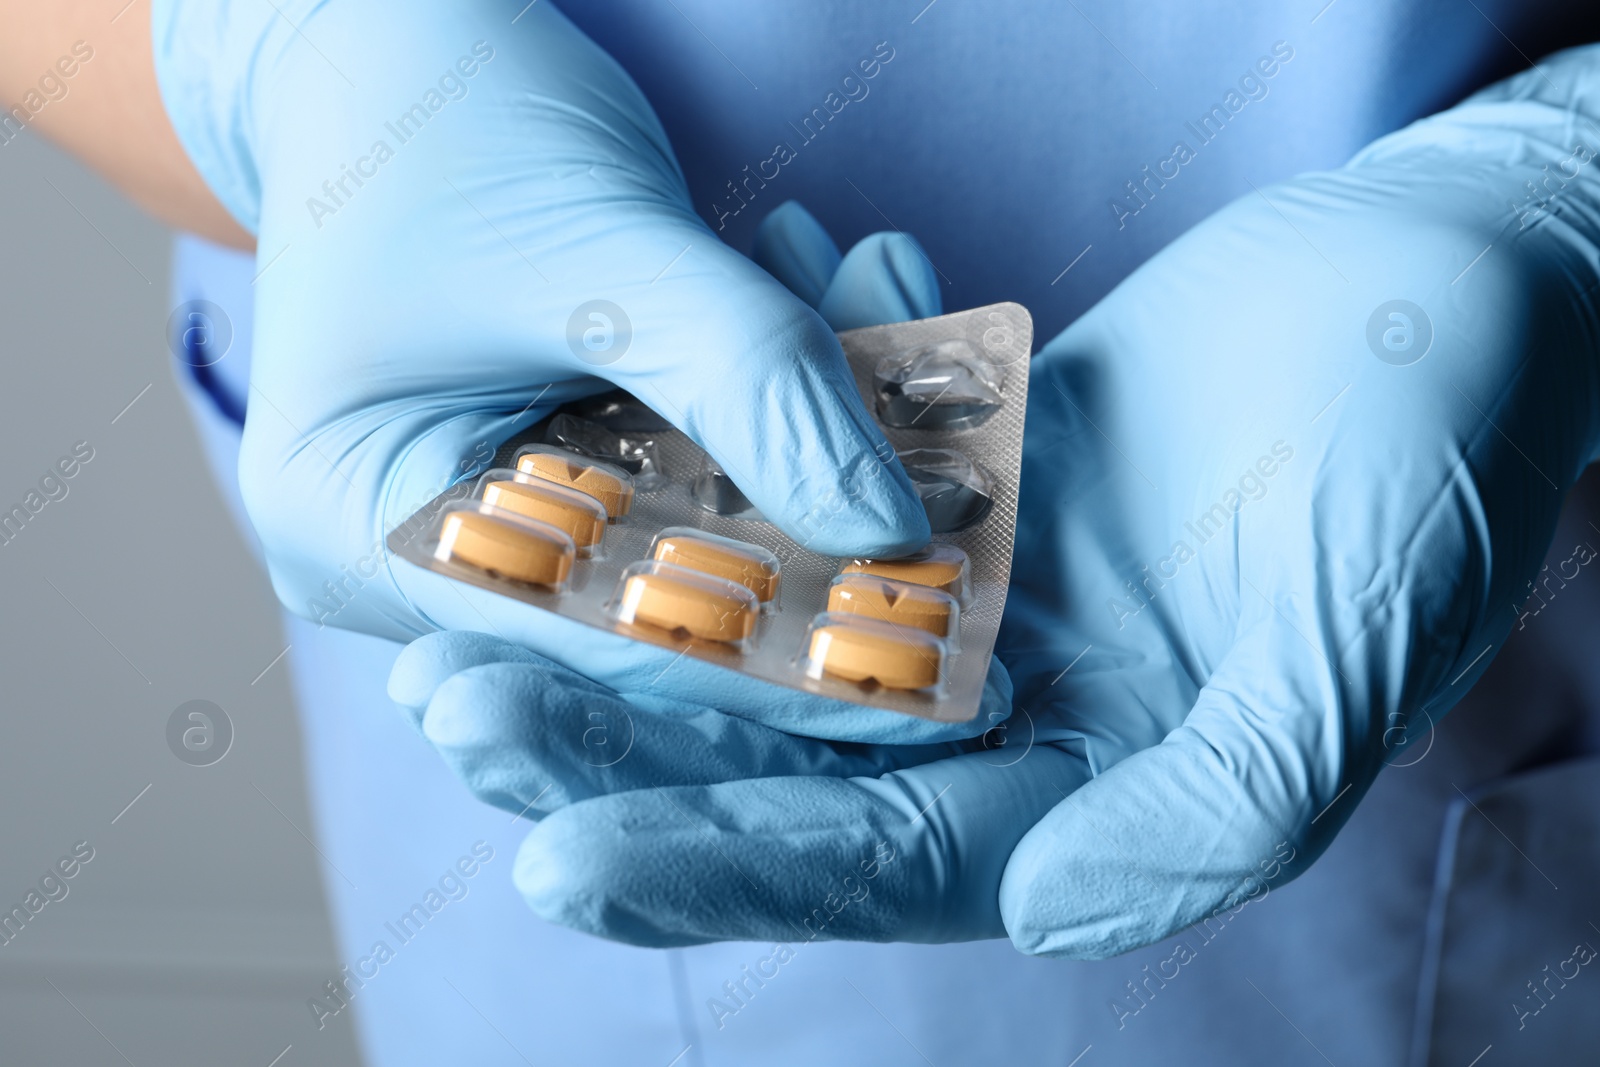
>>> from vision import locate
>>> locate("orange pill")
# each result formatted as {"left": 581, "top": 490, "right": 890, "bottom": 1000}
{"left": 827, "top": 576, "right": 955, "bottom": 638}
{"left": 806, "top": 617, "right": 944, "bottom": 691}
{"left": 653, "top": 533, "right": 780, "bottom": 603}
{"left": 618, "top": 570, "right": 757, "bottom": 644}
{"left": 841, "top": 542, "right": 969, "bottom": 600}
{"left": 434, "top": 510, "right": 574, "bottom": 589}
{"left": 480, "top": 479, "right": 606, "bottom": 549}
{"left": 516, "top": 451, "right": 633, "bottom": 519}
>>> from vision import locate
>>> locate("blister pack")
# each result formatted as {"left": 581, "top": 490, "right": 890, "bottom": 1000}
{"left": 387, "top": 303, "right": 1032, "bottom": 725}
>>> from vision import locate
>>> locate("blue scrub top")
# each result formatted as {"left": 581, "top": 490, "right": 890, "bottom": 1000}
{"left": 196, "top": 0, "right": 1600, "bottom": 409}
{"left": 562, "top": 0, "right": 1600, "bottom": 340}
{"left": 174, "top": 3, "right": 1600, "bottom": 1064}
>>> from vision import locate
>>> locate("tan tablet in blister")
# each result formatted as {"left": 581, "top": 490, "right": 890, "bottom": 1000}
{"left": 827, "top": 576, "right": 956, "bottom": 638}
{"left": 618, "top": 568, "right": 758, "bottom": 644}
{"left": 516, "top": 451, "right": 634, "bottom": 519}
{"left": 653, "top": 532, "right": 780, "bottom": 603}
{"left": 805, "top": 616, "right": 944, "bottom": 691}
{"left": 434, "top": 510, "right": 574, "bottom": 589}
{"left": 480, "top": 478, "right": 607, "bottom": 549}
{"left": 841, "top": 542, "right": 970, "bottom": 602}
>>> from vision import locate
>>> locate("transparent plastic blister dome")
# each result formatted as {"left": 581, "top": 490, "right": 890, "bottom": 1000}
{"left": 544, "top": 412, "right": 665, "bottom": 489}
{"left": 899, "top": 447, "right": 994, "bottom": 533}
{"left": 874, "top": 339, "right": 1004, "bottom": 430}
{"left": 691, "top": 456, "right": 764, "bottom": 519}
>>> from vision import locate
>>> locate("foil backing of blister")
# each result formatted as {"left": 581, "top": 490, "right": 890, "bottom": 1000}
{"left": 388, "top": 302, "right": 1032, "bottom": 723}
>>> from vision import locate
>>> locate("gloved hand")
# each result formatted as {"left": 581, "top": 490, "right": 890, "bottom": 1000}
{"left": 153, "top": 0, "right": 966, "bottom": 742}
{"left": 393, "top": 46, "right": 1600, "bottom": 955}
{"left": 391, "top": 203, "right": 1056, "bottom": 946}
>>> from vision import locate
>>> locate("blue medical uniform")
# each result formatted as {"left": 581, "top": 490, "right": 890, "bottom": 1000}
{"left": 172, "top": 2, "right": 1600, "bottom": 1062}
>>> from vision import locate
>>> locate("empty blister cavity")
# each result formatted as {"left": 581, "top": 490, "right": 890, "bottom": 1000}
{"left": 610, "top": 560, "right": 760, "bottom": 648}
{"left": 430, "top": 502, "right": 576, "bottom": 592}
{"left": 900, "top": 448, "right": 993, "bottom": 533}
{"left": 651, "top": 527, "right": 781, "bottom": 607}
{"left": 800, "top": 612, "right": 947, "bottom": 693}
{"left": 567, "top": 388, "right": 674, "bottom": 433}
{"left": 544, "top": 413, "right": 664, "bottom": 488}
{"left": 514, "top": 444, "right": 635, "bottom": 521}
{"left": 473, "top": 468, "right": 608, "bottom": 557}
{"left": 692, "top": 456, "right": 764, "bottom": 519}
{"left": 827, "top": 574, "right": 960, "bottom": 647}
{"left": 842, "top": 542, "right": 972, "bottom": 606}
{"left": 874, "top": 339, "right": 1003, "bottom": 429}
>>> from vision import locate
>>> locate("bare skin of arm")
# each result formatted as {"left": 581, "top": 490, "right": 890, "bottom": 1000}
{"left": 0, "top": 1, "right": 253, "bottom": 249}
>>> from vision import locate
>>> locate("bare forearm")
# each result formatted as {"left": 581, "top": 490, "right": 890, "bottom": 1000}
{"left": 0, "top": 0, "right": 252, "bottom": 248}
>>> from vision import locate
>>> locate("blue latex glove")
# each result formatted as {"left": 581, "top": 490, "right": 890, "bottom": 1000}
{"left": 394, "top": 47, "right": 1600, "bottom": 954}
{"left": 152, "top": 0, "right": 967, "bottom": 743}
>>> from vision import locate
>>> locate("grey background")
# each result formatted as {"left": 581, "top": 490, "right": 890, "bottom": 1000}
{"left": 0, "top": 135, "right": 362, "bottom": 1064}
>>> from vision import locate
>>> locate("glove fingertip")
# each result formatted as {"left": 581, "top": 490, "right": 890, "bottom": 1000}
{"left": 517, "top": 805, "right": 709, "bottom": 947}
{"left": 818, "top": 231, "right": 942, "bottom": 331}
{"left": 999, "top": 869, "right": 1128, "bottom": 961}
{"left": 421, "top": 662, "right": 543, "bottom": 748}
{"left": 752, "top": 200, "right": 842, "bottom": 309}
{"left": 387, "top": 630, "right": 544, "bottom": 711}
{"left": 787, "top": 466, "right": 932, "bottom": 556}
